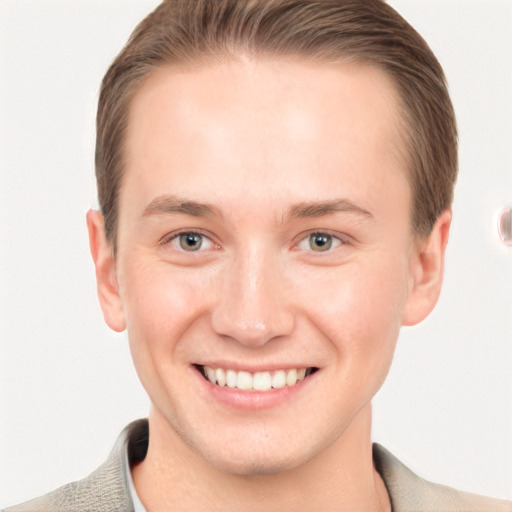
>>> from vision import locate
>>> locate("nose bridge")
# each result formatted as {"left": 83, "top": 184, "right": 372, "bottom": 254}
{"left": 211, "top": 242, "right": 294, "bottom": 346}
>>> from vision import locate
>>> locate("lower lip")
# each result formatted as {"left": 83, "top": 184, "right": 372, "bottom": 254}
{"left": 191, "top": 366, "right": 316, "bottom": 410}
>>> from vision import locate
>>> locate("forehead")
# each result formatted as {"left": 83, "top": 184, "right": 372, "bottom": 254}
{"left": 121, "top": 58, "right": 409, "bottom": 220}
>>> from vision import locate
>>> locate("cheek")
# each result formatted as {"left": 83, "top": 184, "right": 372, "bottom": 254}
{"left": 117, "top": 258, "right": 220, "bottom": 408}
{"left": 119, "top": 258, "right": 216, "bottom": 352}
{"left": 298, "top": 257, "right": 409, "bottom": 361}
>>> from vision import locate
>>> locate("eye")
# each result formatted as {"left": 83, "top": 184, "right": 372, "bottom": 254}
{"left": 166, "top": 231, "right": 215, "bottom": 252}
{"left": 298, "top": 232, "right": 344, "bottom": 252}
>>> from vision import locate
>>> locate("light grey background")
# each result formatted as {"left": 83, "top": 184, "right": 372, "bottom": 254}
{"left": 1, "top": 0, "right": 511, "bottom": 507}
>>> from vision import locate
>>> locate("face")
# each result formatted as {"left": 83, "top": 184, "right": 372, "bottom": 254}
{"left": 96, "top": 58, "right": 437, "bottom": 475}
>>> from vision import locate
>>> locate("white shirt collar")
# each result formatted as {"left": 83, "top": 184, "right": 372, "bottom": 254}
{"left": 124, "top": 444, "right": 147, "bottom": 512}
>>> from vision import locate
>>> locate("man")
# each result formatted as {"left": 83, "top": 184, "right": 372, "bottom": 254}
{"left": 5, "top": 1, "right": 511, "bottom": 511}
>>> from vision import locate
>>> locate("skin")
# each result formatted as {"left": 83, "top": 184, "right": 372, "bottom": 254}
{"left": 87, "top": 58, "right": 451, "bottom": 511}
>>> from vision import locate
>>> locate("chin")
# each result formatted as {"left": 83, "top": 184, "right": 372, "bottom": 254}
{"left": 188, "top": 424, "right": 331, "bottom": 477}
{"left": 204, "top": 446, "right": 307, "bottom": 477}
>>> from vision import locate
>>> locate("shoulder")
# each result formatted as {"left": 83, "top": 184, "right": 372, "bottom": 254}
{"left": 3, "top": 420, "right": 148, "bottom": 512}
{"left": 373, "top": 443, "right": 512, "bottom": 512}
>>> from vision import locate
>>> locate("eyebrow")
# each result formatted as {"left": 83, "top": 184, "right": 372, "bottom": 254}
{"left": 142, "top": 195, "right": 373, "bottom": 223}
{"left": 142, "top": 195, "right": 223, "bottom": 219}
{"left": 287, "top": 199, "right": 374, "bottom": 221}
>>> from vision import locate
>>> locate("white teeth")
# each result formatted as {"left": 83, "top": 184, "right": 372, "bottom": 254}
{"left": 286, "top": 368, "right": 297, "bottom": 386}
{"left": 205, "top": 366, "right": 216, "bottom": 384}
{"left": 253, "top": 371, "right": 272, "bottom": 391}
{"left": 226, "top": 369, "right": 237, "bottom": 388}
{"left": 237, "top": 371, "right": 253, "bottom": 390}
{"left": 202, "top": 366, "right": 312, "bottom": 391}
{"left": 271, "top": 370, "right": 286, "bottom": 389}
{"left": 215, "top": 368, "right": 226, "bottom": 386}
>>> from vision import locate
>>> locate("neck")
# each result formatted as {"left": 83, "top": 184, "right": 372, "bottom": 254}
{"left": 132, "top": 403, "right": 390, "bottom": 512}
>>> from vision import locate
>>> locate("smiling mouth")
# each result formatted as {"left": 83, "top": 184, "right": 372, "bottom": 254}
{"left": 196, "top": 365, "right": 318, "bottom": 391}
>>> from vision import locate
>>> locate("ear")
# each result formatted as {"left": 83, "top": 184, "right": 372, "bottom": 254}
{"left": 86, "top": 209, "right": 126, "bottom": 332}
{"left": 401, "top": 209, "right": 452, "bottom": 326}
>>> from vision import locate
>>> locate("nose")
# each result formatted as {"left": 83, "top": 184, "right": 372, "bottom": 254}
{"left": 211, "top": 248, "right": 295, "bottom": 347}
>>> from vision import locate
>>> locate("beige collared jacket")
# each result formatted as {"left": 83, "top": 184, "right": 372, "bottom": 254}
{"left": 4, "top": 419, "right": 511, "bottom": 512}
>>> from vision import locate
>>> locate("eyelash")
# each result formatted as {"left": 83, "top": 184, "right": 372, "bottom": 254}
{"left": 160, "top": 229, "right": 349, "bottom": 254}
{"left": 295, "top": 231, "right": 349, "bottom": 253}
{"left": 160, "top": 230, "right": 217, "bottom": 253}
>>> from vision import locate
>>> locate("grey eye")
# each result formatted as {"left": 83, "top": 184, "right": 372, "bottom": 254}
{"left": 309, "top": 233, "right": 333, "bottom": 251}
{"left": 179, "top": 233, "right": 203, "bottom": 251}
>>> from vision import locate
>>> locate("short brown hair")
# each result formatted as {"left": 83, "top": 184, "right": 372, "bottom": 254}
{"left": 96, "top": 0, "right": 457, "bottom": 245}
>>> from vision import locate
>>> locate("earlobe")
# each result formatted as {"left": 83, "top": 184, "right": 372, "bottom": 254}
{"left": 86, "top": 209, "right": 126, "bottom": 332}
{"left": 401, "top": 209, "right": 452, "bottom": 327}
